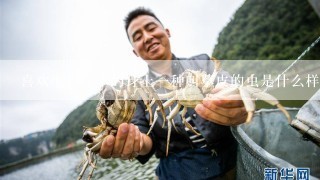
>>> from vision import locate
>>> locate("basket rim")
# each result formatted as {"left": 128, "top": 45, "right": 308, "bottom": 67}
{"left": 231, "top": 108, "right": 318, "bottom": 179}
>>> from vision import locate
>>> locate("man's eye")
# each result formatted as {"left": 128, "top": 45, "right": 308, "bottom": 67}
{"left": 148, "top": 26, "right": 156, "bottom": 31}
{"left": 135, "top": 36, "right": 141, "bottom": 41}
{"left": 133, "top": 35, "right": 141, "bottom": 41}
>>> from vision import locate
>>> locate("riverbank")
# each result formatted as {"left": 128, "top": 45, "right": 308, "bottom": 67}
{"left": 0, "top": 144, "right": 84, "bottom": 175}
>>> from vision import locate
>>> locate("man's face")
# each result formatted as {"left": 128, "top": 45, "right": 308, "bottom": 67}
{"left": 127, "top": 15, "right": 172, "bottom": 61}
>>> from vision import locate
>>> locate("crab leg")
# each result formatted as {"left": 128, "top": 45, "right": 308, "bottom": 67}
{"left": 78, "top": 160, "right": 89, "bottom": 180}
{"left": 152, "top": 79, "right": 178, "bottom": 90}
{"left": 107, "top": 106, "right": 116, "bottom": 116}
{"left": 114, "top": 89, "right": 122, "bottom": 109}
{"left": 115, "top": 98, "right": 122, "bottom": 109}
{"left": 238, "top": 86, "right": 255, "bottom": 123}
{"left": 157, "top": 90, "right": 176, "bottom": 99}
{"left": 145, "top": 86, "right": 167, "bottom": 126}
{"left": 167, "top": 103, "right": 181, "bottom": 120}
{"left": 161, "top": 98, "right": 176, "bottom": 109}
{"left": 147, "top": 111, "right": 158, "bottom": 135}
{"left": 89, "top": 141, "right": 103, "bottom": 153}
{"left": 135, "top": 84, "right": 153, "bottom": 124}
{"left": 145, "top": 104, "right": 153, "bottom": 125}
{"left": 202, "top": 57, "right": 221, "bottom": 94}
{"left": 149, "top": 99, "right": 156, "bottom": 107}
{"left": 88, "top": 159, "right": 97, "bottom": 180}
{"left": 246, "top": 86, "right": 291, "bottom": 123}
{"left": 166, "top": 116, "right": 172, "bottom": 156}
{"left": 87, "top": 149, "right": 95, "bottom": 168}
{"left": 127, "top": 76, "right": 135, "bottom": 95}
{"left": 167, "top": 105, "right": 179, "bottom": 132}
{"left": 211, "top": 84, "right": 239, "bottom": 97}
{"left": 78, "top": 156, "right": 86, "bottom": 171}
{"left": 122, "top": 90, "right": 129, "bottom": 122}
{"left": 211, "top": 84, "right": 256, "bottom": 123}
{"left": 181, "top": 107, "right": 200, "bottom": 135}
{"left": 126, "top": 101, "right": 137, "bottom": 124}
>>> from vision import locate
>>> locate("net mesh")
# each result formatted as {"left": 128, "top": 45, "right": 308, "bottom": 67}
{"left": 231, "top": 108, "right": 320, "bottom": 179}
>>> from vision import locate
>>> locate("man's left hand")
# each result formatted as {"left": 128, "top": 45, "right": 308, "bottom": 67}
{"left": 195, "top": 89, "right": 247, "bottom": 126}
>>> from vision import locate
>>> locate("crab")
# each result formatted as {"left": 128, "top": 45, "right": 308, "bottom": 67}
{"left": 149, "top": 58, "right": 291, "bottom": 156}
{"left": 145, "top": 58, "right": 222, "bottom": 155}
{"left": 211, "top": 80, "right": 292, "bottom": 124}
{"left": 78, "top": 79, "right": 166, "bottom": 180}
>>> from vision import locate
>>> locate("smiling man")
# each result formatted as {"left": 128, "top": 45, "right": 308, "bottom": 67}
{"left": 127, "top": 12, "right": 173, "bottom": 76}
{"left": 129, "top": 15, "right": 172, "bottom": 60}
{"left": 99, "top": 7, "right": 247, "bottom": 179}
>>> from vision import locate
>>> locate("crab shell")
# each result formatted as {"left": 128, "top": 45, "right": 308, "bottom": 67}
{"left": 176, "top": 85, "right": 204, "bottom": 108}
{"left": 105, "top": 100, "right": 137, "bottom": 129}
{"left": 94, "top": 84, "right": 137, "bottom": 129}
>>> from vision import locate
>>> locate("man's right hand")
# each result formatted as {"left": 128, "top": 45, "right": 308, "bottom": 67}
{"left": 99, "top": 123, "right": 152, "bottom": 160}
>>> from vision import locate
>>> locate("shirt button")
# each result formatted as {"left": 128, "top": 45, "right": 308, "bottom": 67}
{"left": 192, "top": 114, "right": 197, "bottom": 118}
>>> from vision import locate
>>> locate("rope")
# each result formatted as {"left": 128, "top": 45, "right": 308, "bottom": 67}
{"left": 263, "top": 35, "right": 320, "bottom": 92}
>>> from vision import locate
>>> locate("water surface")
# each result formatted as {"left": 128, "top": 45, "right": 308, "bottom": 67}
{"left": 1, "top": 150, "right": 158, "bottom": 180}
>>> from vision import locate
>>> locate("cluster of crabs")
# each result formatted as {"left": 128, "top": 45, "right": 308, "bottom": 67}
{"left": 78, "top": 58, "right": 291, "bottom": 180}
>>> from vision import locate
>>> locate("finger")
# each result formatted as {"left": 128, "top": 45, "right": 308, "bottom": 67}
{"left": 121, "top": 124, "right": 136, "bottom": 159}
{"left": 202, "top": 99, "right": 246, "bottom": 118}
{"left": 206, "top": 95, "right": 244, "bottom": 108}
{"left": 127, "top": 125, "right": 141, "bottom": 159}
{"left": 211, "top": 82, "right": 230, "bottom": 94}
{"left": 195, "top": 104, "right": 248, "bottom": 126}
{"left": 235, "top": 110, "right": 248, "bottom": 124}
{"left": 112, "top": 123, "right": 129, "bottom": 158}
{"left": 229, "top": 109, "right": 248, "bottom": 125}
{"left": 195, "top": 104, "right": 230, "bottom": 126}
{"left": 133, "top": 125, "right": 141, "bottom": 154}
{"left": 140, "top": 133, "right": 144, "bottom": 152}
{"left": 99, "top": 135, "right": 115, "bottom": 159}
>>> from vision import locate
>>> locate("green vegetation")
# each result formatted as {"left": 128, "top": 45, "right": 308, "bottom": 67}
{"left": 212, "top": 0, "right": 320, "bottom": 108}
{"left": 0, "top": 129, "right": 55, "bottom": 166}
{"left": 213, "top": 0, "right": 320, "bottom": 60}
{"left": 52, "top": 96, "right": 99, "bottom": 148}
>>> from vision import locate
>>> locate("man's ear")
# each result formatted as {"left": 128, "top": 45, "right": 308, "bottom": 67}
{"left": 133, "top": 49, "right": 139, "bottom": 57}
{"left": 165, "top": 29, "right": 171, "bottom": 37}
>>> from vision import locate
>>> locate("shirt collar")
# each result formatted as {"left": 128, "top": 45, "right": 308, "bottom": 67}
{"left": 147, "top": 53, "right": 182, "bottom": 79}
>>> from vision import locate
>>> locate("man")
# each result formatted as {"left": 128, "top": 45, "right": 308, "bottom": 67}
{"left": 99, "top": 7, "right": 247, "bottom": 179}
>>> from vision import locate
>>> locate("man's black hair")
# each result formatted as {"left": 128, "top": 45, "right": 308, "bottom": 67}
{"left": 124, "top": 7, "right": 163, "bottom": 40}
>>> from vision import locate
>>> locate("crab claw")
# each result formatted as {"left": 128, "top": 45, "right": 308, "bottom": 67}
{"left": 99, "top": 85, "right": 116, "bottom": 106}
{"left": 105, "top": 100, "right": 115, "bottom": 107}
{"left": 82, "top": 131, "right": 97, "bottom": 143}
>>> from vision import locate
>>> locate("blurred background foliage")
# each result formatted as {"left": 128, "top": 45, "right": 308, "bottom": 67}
{"left": 212, "top": 0, "right": 320, "bottom": 109}
{"left": 52, "top": 96, "right": 98, "bottom": 148}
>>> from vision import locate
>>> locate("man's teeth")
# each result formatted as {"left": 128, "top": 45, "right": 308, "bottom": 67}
{"left": 149, "top": 44, "right": 158, "bottom": 51}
